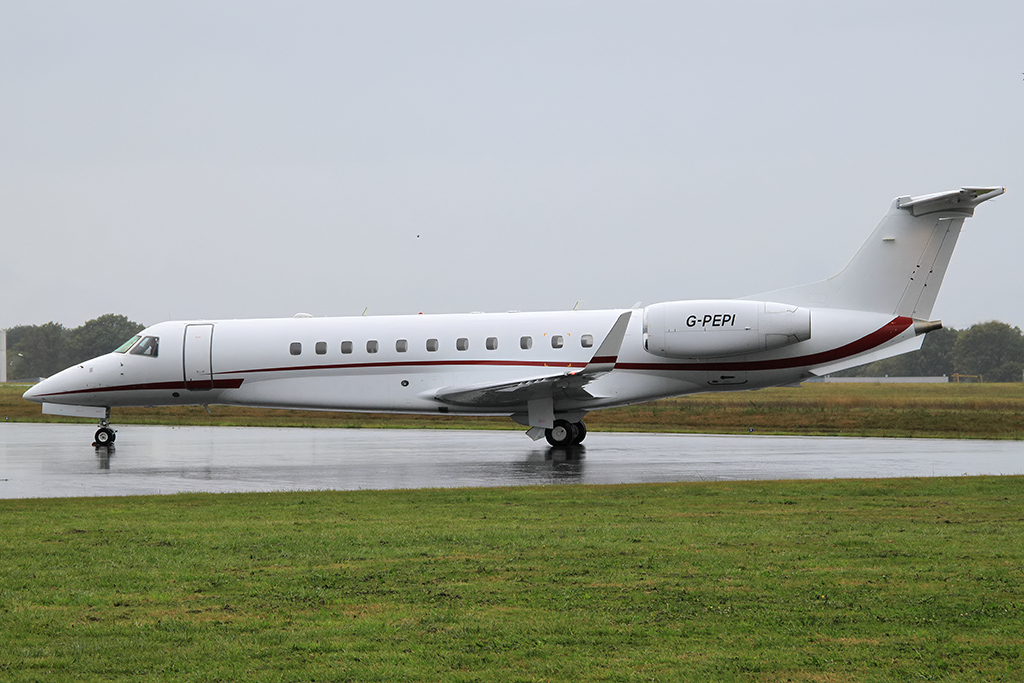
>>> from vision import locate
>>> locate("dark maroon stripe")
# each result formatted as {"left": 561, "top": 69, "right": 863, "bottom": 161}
{"left": 618, "top": 316, "right": 914, "bottom": 372}
{"left": 222, "top": 358, "right": 587, "bottom": 375}
{"left": 222, "top": 318, "right": 910, "bottom": 377}
{"left": 34, "top": 378, "right": 244, "bottom": 399}
{"left": 33, "top": 318, "right": 911, "bottom": 400}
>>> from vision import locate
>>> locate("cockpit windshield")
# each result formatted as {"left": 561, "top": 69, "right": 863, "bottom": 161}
{"left": 114, "top": 335, "right": 141, "bottom": 354}
{"left": 129, "top": 336, "right": 160, "bottom": 357}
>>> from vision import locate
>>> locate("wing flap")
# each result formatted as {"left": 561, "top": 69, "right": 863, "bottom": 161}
{"left": 432, "top": 371, "right": 595, "bottom": 407}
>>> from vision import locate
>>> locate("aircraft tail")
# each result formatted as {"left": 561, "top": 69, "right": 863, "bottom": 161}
{"left": 749, "top": 187, "right": 1003, "bottom": 317}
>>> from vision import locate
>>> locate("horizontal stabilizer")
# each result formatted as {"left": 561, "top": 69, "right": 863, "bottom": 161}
{"left": 897, "top": 187, "right": 1004, "bottom": 216}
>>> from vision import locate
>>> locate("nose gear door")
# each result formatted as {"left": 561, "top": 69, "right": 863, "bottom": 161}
{"left": 183, "top": 324, "right": 214, "bottom": 391}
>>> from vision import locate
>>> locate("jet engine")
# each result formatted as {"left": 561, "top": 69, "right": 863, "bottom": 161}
{"left": 643, "top": 299, "right": 811, "bottom": 358}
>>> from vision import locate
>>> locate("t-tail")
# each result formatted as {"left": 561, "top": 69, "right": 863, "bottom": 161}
{"left": 749, "top": 186, "right": 1004, "bottom": 318}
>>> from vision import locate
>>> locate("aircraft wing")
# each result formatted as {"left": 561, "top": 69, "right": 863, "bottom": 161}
{"left": 432, "top": 310, "right": 632, "bottom": 408}
{"left": 432, "top": 371, "right": 601, "bottom": 407}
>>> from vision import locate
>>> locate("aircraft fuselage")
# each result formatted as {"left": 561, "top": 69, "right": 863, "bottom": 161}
{"left": 25, "top": 305, "right": 914, "bottom": 415}
{"left": 22, "top": 186, "right": 1004, "bottom": 447}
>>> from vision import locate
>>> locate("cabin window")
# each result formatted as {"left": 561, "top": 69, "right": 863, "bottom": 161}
{"left": 520, "top": 336, "right": 532, "bottom": 350}
{"left": 341, "top": 341, "right": 353, "bottom": 354}
{"left": 486, "top": 337, "right": 498, "bottom": 351}
{"left": 130, "top": 336, "right": 160, "bottom": 357}
{"left": 581, "top": 334, "right": 594, "bottom": 348}
{"left": 115, "top": 335, "right": 141, "bottom": 354}
{"left": 456, "top": 338, "right": 469, "bottom": 351}
{"left": 289, "top": 342, "right": 302, "bottom": 356}
{"left": 366, "top": 340, "right": 379, "bottom": 354}
{"left": 315, "top": 341, "right": 327, "bottom": 355}
{"left": 551, "top": 335, "right": 564, "bottom": 349}
{"left": 396, "top": 339, "right": 408, "bottom": 353}
{"left": 426, "top": 338, "right": 439, "bottom": 352}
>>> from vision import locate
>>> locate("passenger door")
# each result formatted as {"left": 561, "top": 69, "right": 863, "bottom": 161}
{"left": 183, "top": 324, "right": 214, "bottom": 391}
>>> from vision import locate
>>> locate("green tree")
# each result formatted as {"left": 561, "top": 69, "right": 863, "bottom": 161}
{"left": 4, "top": 325, "right": 37, "bottom": 380}
{"left": 6, "top": 315, "right": 145, "bottom": 379}
{"left": 952, "top": 321, "right": 1024, "bottom": 382}
{"left": 4, "top": 325, "right": 35, "bottom": 349}
{"left": 910, "top": 326, "right": 960, "bottom": 376}
{"left": 10, "top": 322, "right": 69, "bottom": 379}
{"left": 838, "top": 326, "right": 961, "bottom": 377}
{"left": 66, "top": 314, "right": 145, "bottom": 364}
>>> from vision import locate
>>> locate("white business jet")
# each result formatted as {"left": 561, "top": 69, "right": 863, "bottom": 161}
{"left": 24, "top": 186, "right": 1003, "bottom": 447}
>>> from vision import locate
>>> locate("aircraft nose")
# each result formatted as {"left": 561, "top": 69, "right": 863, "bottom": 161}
{"left": 22, "top": 369, "right": 75, "bottom": 404}
{"left": 22, "top": 380, "right": 48, "bottom": 403}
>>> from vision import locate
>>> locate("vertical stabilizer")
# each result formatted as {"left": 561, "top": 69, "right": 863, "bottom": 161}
{"left": 749, "top": 187, "right": 1003, "bottom": 316}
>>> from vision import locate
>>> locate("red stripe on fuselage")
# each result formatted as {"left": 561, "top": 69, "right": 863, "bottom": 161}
{"left": 32, "top": 378, "right": 244, "bottom": 399}
{"left": 221, "top": 358, "right": 587, "bottom": 375}
{"left": 219, "top": 317, "right": 912, "bottom": 376}
{"left": 34, "top": 317, "right": 912, "bottom": 399}
{"left": 618, "top": 316, "right": 914, "bottom": 372}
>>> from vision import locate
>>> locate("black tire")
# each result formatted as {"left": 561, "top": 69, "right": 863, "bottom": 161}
{"left": 95, "top": 428, "right": 115, "bottom": 446}
{"left": 572, "top": 421, "right": 587, "bottom": 445}
{"left": 545, "top": 419, "right": 578, "bottom": 447}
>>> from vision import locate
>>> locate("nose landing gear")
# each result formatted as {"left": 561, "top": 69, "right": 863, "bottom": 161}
{"left": 94, "top": 419, "right": 116, "bottom": 447}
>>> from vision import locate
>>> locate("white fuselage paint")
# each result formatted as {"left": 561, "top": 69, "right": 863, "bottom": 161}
{"left": 24, "top": 187, "right": 1003, "bottom": 442}
{"left": 23, "top": 305, "right": 917, "bottom": 419}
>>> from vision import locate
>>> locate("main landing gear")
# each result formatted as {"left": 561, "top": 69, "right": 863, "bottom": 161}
{"left": 94, "top": 419, "right": 116, "bottom": 447}
{"left": 545, "top": 419, "right": 587, "bottom": 447}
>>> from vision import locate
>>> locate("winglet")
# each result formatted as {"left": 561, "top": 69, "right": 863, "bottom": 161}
{"left": 582, "top": 311, "right": 632, "bottom": 373}
{"left": 431, "top": 310, "right": 633, "bottom": 410}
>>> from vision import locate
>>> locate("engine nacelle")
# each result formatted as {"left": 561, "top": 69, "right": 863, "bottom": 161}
{"left": 643, "top": 299, "right": 811, "bottom": 358}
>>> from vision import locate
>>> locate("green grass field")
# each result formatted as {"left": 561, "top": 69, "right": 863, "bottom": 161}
{"left": 4, "top": 382, "right": 1023, "bottom": 679}
{"left": 5, "top": 381, "right": 1024, "bottom": 439}
{"left": 1, "top": 478, "right": 1022, "bottom": 681}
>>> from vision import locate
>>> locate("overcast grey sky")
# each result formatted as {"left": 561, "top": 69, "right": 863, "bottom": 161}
{"left": 3, "top": 1, "right": 1021, "bottom": 332}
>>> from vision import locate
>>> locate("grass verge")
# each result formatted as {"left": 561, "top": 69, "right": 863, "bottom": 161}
{"left": 1, "top": 478, "right": 1021, "bottom": 681}
{"left": 5, "top": 382, "right": 1024, "bottom": 439}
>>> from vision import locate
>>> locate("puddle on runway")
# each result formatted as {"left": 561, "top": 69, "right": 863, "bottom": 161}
{"left": 2, "top": 422, "right": 1022, "bottom": 499}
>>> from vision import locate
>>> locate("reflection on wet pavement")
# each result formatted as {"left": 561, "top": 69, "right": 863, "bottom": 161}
{"left": 2, "top": 423, "right": 1022, "bottom": 499}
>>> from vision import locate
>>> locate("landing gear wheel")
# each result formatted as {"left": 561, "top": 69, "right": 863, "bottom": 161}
{"left": 572, "top": 421, "right": 587, "bottom": 445}
{"left": 94, "top": 427, "right": 116, "bottom": 446}
{"left": 545, "top": 419, "right": 579, "bottom": 447}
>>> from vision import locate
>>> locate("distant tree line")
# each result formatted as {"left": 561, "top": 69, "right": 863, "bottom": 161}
{"left": 4, "top": 316, "right": 1024, "bottom": 382}
{"left": 836, "top": 321, "right": 1024, "bottom": 381}
{"left": 4, "top": 314, "right": 145, "bottom": 380}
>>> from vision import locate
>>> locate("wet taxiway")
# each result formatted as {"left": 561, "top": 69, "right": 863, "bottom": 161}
{"left": 2, "top": 423, "right": 1022, "bottom": 499}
